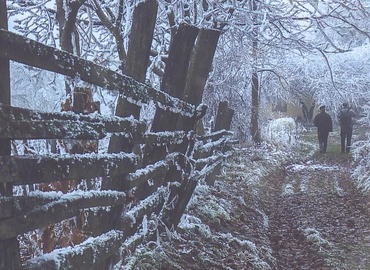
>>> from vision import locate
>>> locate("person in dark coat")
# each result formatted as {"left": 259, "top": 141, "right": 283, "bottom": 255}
{"left": 313, "top": 105, "right": 333, "bottom": 153}
{"left": 337, "top": 102, "right": 356, "bottom": 153}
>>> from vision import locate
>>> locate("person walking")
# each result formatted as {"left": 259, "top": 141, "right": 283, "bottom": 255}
{"left": 313, "top": 105, "right": 333, "bottom": 153}
{"left": 337, "top": 102, "right": 355, "bottom": 153}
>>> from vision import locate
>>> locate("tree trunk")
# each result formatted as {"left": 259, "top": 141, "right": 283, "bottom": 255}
{"left": 251, "top": 71, "right": 260, "bottom": 143}
{"left": 60, "top": 0, "right": 85, "bottom": 55}
{"left": 56, "top": 0, "right": 85, "bottom": 96}
{"left": 250, "top": 0, "right": 260, "bottom": 143}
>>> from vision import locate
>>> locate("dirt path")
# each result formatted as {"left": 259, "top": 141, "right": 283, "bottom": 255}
{"left": 267, "top": 127, "right": 370, "bottom": 269}
{"left": 123, "top": 126, "right": 370, "bottom": 269}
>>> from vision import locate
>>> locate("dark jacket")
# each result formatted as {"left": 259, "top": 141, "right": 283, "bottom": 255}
{"left": 314, "top": 111, "right": 333, "bottom": 133}
{"left": 338, "top": 108, "right": 355, "bottom": 129}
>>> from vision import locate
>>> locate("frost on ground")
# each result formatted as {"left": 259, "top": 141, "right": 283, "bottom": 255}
{"left": 114, "top": 121, "right": 370, "bottom": 269}
{"left": 117, "top": 118, "right": 301, "bottom": 269}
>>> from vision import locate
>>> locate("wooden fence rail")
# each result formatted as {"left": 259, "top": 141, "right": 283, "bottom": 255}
{"left": 0, "top": 101, "right": 233, "bottom": 269}
{"left": 0, "top": 29, "right": 195, "bottom": 117}
{"left": 0, "top": 4, "right": 235, "bottom": 268}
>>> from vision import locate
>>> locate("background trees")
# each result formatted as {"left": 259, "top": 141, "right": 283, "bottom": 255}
{"left": 6, "top": 0, "right": 370, "bottom": 144}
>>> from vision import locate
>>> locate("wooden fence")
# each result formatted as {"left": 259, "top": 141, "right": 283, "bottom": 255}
{"left": 0, "top": 2, "right": 235, "bottom": 269}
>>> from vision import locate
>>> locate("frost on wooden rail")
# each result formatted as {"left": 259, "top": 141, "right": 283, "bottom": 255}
{"left": 22, "top": 230, "right": 124, "bottom": 270}
{"left": 0, "top": 153, "right": 138, "bottom": 184}
{"left": 0, "top": 103, "right": 146, "bottom": 140}
{"left": 0, "top": 29, "right": 196, "bottom": 117}
{"left": 0, "top": 191, "right": 127, "bottom": 240}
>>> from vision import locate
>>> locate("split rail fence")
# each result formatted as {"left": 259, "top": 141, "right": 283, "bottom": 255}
{"left": 0, "top": 3, "right": 235, "bottom": 270}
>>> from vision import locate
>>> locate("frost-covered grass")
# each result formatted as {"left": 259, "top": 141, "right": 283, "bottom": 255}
{"left": 353, "top": 140, "right": 370, "bottom": 192}
{"left": 300, "top": 227, "right": 332, "bottom": 252}
{"left": 261, "top": 117, "right": 298, "bottom": 149}
{"left": 186, "top": 184, "right": 231, "bottom": 226}
{"left": 351, "top": 108, "right": 370, "bottom": 193}
{"left": 116, "top": 118, "right": 323, "bottom": 269}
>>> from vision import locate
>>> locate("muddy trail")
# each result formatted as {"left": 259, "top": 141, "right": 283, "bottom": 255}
{"left": 126, "top": 126, "right": 370, "bottom": 269}
{"left": 266, "top": 153, "right": 370, "bottom": 269}
{"left": 264, "top": 126, "right": 370, "bottom": 270}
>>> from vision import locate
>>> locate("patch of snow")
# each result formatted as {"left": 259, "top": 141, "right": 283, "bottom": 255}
{"left": 282, "top": 183, "right": 295, "bottom": 195}
{"left": 287, "top": 163, "right": 341, "bottom": 172}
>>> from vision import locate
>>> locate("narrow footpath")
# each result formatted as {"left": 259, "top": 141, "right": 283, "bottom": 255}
{"left": 125, "top": 126, "right": 370, "bottom": 270}
{"left": 266, "top": 127, "right": 370, "bottom": 269}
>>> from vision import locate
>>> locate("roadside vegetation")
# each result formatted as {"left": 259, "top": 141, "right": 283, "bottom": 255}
{"left": 118, "top": 118, "right": 370, "bottom": 270}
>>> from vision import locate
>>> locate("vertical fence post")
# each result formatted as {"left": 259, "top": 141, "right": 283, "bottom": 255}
{"left": 214, "top": 101, "right": 234, "bottom": 132}
{"left": 174, "top": 28, "right": 220, "bottom": 153}
{"left": 0, "top": 1, "right": 22, "bottom": 269}
{"left": 205, "top": 101, "right": 234, "bottom": 186}
{"left": 0, "top": 0, "right": 10, "bottom": 160}
{"left": 139, "top": 23, "right": 199, "bottom": 203}
{"left": 108, "top": 0, "right": 158, "bottom": 154}
{"left": 162, "top": 29, "right": 221, "bottom": 228}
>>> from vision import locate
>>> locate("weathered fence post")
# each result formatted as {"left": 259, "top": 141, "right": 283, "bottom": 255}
{"left": 108, "top": 0, "right": 158, "bottom": 154}
{"left": 140, "top": 23, "right": 199, "bottom": 201}
{"left": 163, "top": 28, "right": 221, "bottom": 228}
{"left": 214, "top": 101, "right": 234, "bottom": 132}
{"left": 142, "top": 23, "right": 199, "bottom": 166}
{"left": 0, "top": 1, "right": 22, "bottom": 269}
{"left": 174, "top": 28, "right": 220, "bottom": 153}
{"left": 71, "top": 87, "right": 99, "bottom": 154}
{"left": 102, "top": 1, "right": 158, "bottom": 268}
{"left": 204, "top": 101, "right": 234, "bottom": 186}
{"left": 0, "top": 0, "right": 11, "bottom": 184}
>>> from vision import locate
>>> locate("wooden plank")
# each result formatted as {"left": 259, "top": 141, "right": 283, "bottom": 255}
{"left": 143, "top": 131, "right": 190, "bottom": 145}
{"left": 194, "top": 153, "right": 225, "bottom": 171}
{"left": 193, "top": 138, "right": 229, "bottom": 159}
{"left": 143, "top": 24, "right": 199, "bottom": 167}
{"left": 197, "top": 129, "right": 233, "bottom": 142}
{"left": 0, "top": 103, "right": 147, "bottom": 135}
{"left": 23, "top": 230, "right": 124, "bottom": 270}
{"left": 0, "top": 191, "right": 127, "bottom": 240}
{"left": 124, "top": 153, "right": 182, "bottom": 190}
{"left": 120, "top": 233, "right": 145, "bottom": 259}
{"left": 183, "top": 28, "right": 220, "bottom": 106}
{"left": 150, "top": 24, "right": 199, "bottom": 134}
{"left": 0, "top": 194, "right": 57, "bottom": 219}
{"left": 0, "top": 29, "right": 195, "bottom": 117}
{"left": 195, "top": 151, "right": 232, "bottom": 186}
{"left": 110, "top": 131, "right": 190, "bottom": 146}
{"left": 113, "top": 0, "right": 158, "bottom": 121}
{"left": 0, "top": 120, "right": 106, "bottom": 140}
{"left": 160, "top": 158, "right": 194, "bottom": 229}
{"left": 0, "top": 153, "right": 138, "bottom": 184}
{"left": 117, "top": 189, "right": 166, "bottom": 238}
{"left": 104, "top": 117, "right": 146, "bottom": 134}
{"left": 174, "top": 28, "right": 220, "bottom": 141}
